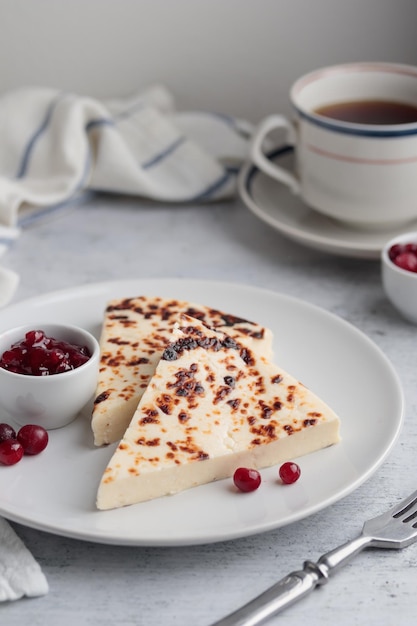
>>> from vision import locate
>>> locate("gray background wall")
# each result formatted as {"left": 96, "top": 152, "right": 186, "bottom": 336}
{"left": 1, "top": 0, "right": 416, "bottom": 121}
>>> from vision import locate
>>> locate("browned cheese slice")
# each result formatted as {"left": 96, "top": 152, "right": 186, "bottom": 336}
{"left": 96, "top": 314, "right": 340, "bottom": 510}
{"left": 92, "top": 296, "right": 274, "bottom": 445}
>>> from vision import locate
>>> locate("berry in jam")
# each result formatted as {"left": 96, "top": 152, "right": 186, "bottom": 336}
{"left": 388, "top": 243, "right": 417, "bottom": 273}
{"left": 0, "top": 329, "right": 91, "bottom": 376}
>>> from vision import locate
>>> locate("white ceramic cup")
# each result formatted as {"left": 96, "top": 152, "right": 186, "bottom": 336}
{"left": 249, "top": 62, "right": 417, "bottom": 230}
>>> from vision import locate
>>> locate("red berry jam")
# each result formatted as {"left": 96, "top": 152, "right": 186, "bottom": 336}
{"left": 0, "top": 329, "right": 91, "bottom": 376}
{"left": 279, "top": 461, "right": 301, "bottom": 484}
{"left": 388, "top": 243, "right": 417, "bottom": 273}
{"left": 233, "top": 467, "right": 262, "bottom": 492}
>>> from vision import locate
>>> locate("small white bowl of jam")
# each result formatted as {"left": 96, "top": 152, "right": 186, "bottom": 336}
{"left": 381, "top": 232, "right": 417, "bottom": 324}
{"left": 0, "top": 323, "right": 99, "bottom": 429}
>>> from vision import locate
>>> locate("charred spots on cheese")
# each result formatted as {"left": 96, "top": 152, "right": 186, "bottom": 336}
{"left": 184, "top": 307, "right": 207, "bottom": 322}
{"left": 162, "top": 346, "right": 178, "bottom": 361}
{"left": 237, "top": 327, "right": 266, "bottom": 340}
{"left": 222, "top": 336, "right": 239, "bottom": 351}
{"left": 156, "top": 393, "right": 174, "bottom": 415}
{"left": 303, "top": 418, "right": 318, "bottom": 427}
{"left": 248, "top": 329, "right": 265, "bottom": 339}
{"left": 284, "top": 424, "right": 294, "bottom": 435}
{"left": 106, "top": 298, "right": 136, "bottom": 312}
{"left": 94, "top": 390, "right": 111, "bottom": 404}
{"left": 166, "top": 441, "right": 178, "bottom": 452}
{"left": 250, "top": 422, "right": 277, "bottom": 443}
{"left": 161, "top": 336, "right": 199, "bottom": 360}
{"left": 286, "top": 385, "right": 296, "bottom": 403}
{"left": 247, "top": 415, "right": 256, "bottom": 426}
{"left": 107, "top": 314, "right": 130, "bottom": 321}
{"left": 136, "top": 437, "right": 161, "bottom": 447}
{"left": 239, "top": 346, "right": 255, "bottom": 366}
{"left": 178, "top": 411, "right": 190, "bottom": 423}
{"left": 258, "top": 400, "right": 274, "bottom": 419}
{"left": 308, "top": 412, "right": 322, "bottom": 418}
{"left": 108, "top": 337, "right": 130, "bottom": 345}
{"left": 271, "top": 374, "right": 283, "bottom": 384}
{"left": 140, "top": 414, "right": 159, "bottom": 425}
{"left": 273, "top": 399, "right": 283, "bottom": 411}
{"left": 162, "top": 325, "right": 240, "bottom": 361}
{"left": 214, "top": 385, "right": 232, "bottom": 405}
{"left": 175, "top": 436, "right": 210, "bottom": 461}
{"left": 128, "top": 357, "right": 150, "bottom": 366}
{"left": 102, "top": 350, "right": 125, "bottom": 367}
{"left": 219, "top": 313, "right": 253, "bottom": 327}
{"left": 224, "top": 375, "right": 235, "bottom": 387}
{"left": 167, "top": 366, "right": 205, "bottom": 404}
{"left": 227, "top": 398, "right": 241, "bottom": 411}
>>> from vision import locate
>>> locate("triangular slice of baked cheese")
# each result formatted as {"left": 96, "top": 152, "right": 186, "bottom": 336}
{"left": 92, "top": 296, "right": 274, "bottom": 445}
{"left": 96, "top": 314, "right": 340, "bottom": 510}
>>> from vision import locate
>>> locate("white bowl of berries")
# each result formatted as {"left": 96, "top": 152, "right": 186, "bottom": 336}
{"left": 381, "top": 232, "right": 417, "bottom": 324}
{"left": 0, "top": 323, "right": 99, "bottom": 430}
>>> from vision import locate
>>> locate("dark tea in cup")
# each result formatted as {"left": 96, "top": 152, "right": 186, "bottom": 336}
{"left": 314, "top": 99, "right": 417, "bottom": 125}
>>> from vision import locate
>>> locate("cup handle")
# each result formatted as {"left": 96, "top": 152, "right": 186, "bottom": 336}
{"left": 249, "top": 115, "right": 301, "bottom": 194}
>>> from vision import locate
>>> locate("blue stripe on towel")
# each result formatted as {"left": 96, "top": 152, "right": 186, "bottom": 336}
{"left": 85, "top": 102, "right": 145, "bottom": 131}
{"left": 18, "top": 125, "right": 94, "bottom": 229}
{"left": 85, "top": 118, "right": 114, "bottom": 132}
{"left": 17, "top": 190, "right": 95, "bottom": 228}
{"left": 16, "top": 93, "right": 65, "bottom": 179}
{"left": 189, "top": 169, "right": 233, "bottom": 201}
{"left": 196, "top": 111, "right": 253, "bottom": 140}
{"left": 141, "top": 136, "right": 186, "bottom": 169}
{"left": 116, "top": 100, "right": 145, "bottom": 120}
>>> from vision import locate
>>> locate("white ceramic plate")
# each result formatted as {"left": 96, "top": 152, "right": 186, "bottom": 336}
{"left": 0, "top": 279, "right": 404, "bottom": 546}
{"left": 238, "top": 146, "right": 417, "bottom": 259}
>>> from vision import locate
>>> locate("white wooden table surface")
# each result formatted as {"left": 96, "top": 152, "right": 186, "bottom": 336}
{"left": 1, "top": 193, "right": 416, "bottom": 626}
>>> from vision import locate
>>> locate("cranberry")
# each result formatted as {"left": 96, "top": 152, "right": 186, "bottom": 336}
{"left": 233, "top": 467, "right": 261, "bottom": 492}
{"left": 279, "top": 461, "right": 301, "bottom": 484}
{"left": 0, "top": 439, "right": 24, "bottom": 465}
{"left": 17, "top": 424, "right": 48, "bottom": 455}
{"left": 0, "top": 422, "right": 16, "bottom": 443}
{"left": 0, "top": 329, "right": 91, "bottom": 376}
{"left": 388, "top": 243, "right": 417, "bottom": 273}
{"left": 393, "top": 252, "right": 417, "bottom": 273}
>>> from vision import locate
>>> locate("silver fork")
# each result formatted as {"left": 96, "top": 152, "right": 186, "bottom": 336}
{"left": 210, "top": 488, "right": 417, "bottom": 626}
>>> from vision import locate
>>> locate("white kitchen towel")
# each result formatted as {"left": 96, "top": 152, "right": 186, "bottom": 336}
{"left": 0, "top": 517, "right": 48, "bottom": 601}
{"left": 0, "top": 84, "right": 253, "bottom": 306}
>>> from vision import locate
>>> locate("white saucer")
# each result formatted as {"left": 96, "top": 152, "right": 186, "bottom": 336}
{"left": 238, "top": 146, "right": 417, "bottom": 259}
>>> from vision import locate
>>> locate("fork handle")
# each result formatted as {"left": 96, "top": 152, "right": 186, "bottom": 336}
{"left": 210, "top": 535, "right": 371, "bottom": 626}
